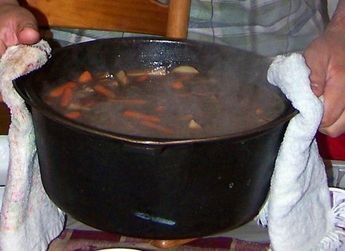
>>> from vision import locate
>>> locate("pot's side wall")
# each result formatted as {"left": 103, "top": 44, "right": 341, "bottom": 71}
{"left": 33, "top": 109, "right": 286, "bottom": 239}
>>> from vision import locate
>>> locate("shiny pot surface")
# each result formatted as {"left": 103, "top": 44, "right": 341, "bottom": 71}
{"left": 14, "top": 38, "right": 295, "bottom": 239}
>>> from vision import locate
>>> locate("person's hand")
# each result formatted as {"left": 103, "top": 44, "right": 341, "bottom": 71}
{"left": 0, "top": 1, "right": 39, "bottom": 102}
{"left": 0, "top": 1, "right": 39, "bottom": 56}
{"left": 304, "top": 20, "right": 345, "bottom": 137}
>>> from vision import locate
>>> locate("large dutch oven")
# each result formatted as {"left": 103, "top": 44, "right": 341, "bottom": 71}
{"left": 14, "top": 38, "right": 295, "bottom": 239}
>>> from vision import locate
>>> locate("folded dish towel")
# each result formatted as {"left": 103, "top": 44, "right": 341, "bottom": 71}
{"left": 0, "top": 41, "right": 65, "bottom": 251}
{"left": 257, "top": 53, "right": 345, "bottom": 250}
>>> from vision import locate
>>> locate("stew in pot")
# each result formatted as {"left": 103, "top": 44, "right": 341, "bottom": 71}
{"left": 43, "top": 65, "right": 285, "bottom": 139}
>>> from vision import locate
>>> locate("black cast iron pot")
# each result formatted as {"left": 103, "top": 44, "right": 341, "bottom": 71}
{"left": 14, "top": 38, "right": 295, "bottom": 239}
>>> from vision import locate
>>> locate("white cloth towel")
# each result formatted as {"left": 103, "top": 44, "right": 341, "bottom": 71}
{"left": 0, "top": 41, "right": 65, "bottom": 251}
{"left": 257, "top": 53, "right": 345, "bottom": 250}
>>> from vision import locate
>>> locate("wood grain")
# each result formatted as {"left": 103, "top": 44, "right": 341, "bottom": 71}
{"left": 19, "top": 0, "right": 191, "bottom": 38}
{"left": 167, "top": 0, "right": 191, "bottom": 38}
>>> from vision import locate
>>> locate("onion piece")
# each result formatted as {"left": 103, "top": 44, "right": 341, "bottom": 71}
{"left": 188, "top": 119, "right": 202, "bottom": 129}
{"left": 172, "top": 65, "right": 199, "bottom": 74}
{"left": 116, "top": 70, "right": 129, "bottom": 86}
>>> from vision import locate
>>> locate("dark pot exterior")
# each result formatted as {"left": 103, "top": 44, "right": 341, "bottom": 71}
{"left": 33, "top": 106, "right": 286, "bottom": 239}
{"left": 15, "top": 38, "right": 295, "bottom": 239}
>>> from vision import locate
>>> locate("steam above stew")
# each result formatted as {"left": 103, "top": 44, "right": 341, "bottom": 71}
{"left": 43, "top": 65, "right": 285, "bottom": 139}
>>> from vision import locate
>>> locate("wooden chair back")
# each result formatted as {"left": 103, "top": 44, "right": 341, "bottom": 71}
{"left": 19, "top": 0, "right": 191, "bottom": 39}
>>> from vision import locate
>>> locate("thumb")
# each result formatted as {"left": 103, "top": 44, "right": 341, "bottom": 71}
{"left": 17, "top": 24, "right": 40, "bottom": 45}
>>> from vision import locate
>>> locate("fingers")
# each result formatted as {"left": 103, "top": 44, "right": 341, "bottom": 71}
{"left": 0, "top": 5, "right": 39, "bottom": 56}
{"left": 304, "top": 36, "right": 345, "bottom": 137}
{"left": 0, "top": 26, "right": 40, "bottom": 56}
{"left": 318, "top": 70, "right": 345, "bottom": 136}
{"left": 303, "top": 41, "right": 328, "bottom": 97}
{"left": 322, "top": 70, "right": 345, "bottom": 121}
{"left": 16, "top": 10, "right": 39, "bottom": 45}
{"left": 0, "top": 39, "right": 7, "bottom": 55}
{"left": 17, "top": 26, "right": 40, "bottom": 45}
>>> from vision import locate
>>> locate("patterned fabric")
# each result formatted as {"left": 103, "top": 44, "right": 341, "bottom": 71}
{"left": 188, "top": 0, "right": 326, "bottom": 55}
{"left": 48, "top": 229, "right": 270, "bottom": 251}
{"left": 42, "top": 0, "right": 327, "bottom": 56}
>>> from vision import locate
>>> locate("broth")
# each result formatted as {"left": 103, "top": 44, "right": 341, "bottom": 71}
{"left": 43, "top": 66, "right": 285, "bottom": 139}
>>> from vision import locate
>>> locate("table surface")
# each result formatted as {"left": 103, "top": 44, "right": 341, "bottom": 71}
{"left": 0, "top": 103, "right": 9, "bottom": 135}
{"left": 48, "top": 218, "right": 271, "bottom": 250}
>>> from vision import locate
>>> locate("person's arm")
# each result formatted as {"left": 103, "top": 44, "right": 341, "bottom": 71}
{"left": 0, "top": 0, "right": 39, "bottom": 55}
{"left": 303, "top": 0, "right": 345, "bottom": 137}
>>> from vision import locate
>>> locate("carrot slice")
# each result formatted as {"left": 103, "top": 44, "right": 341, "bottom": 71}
{"left": 60, "top": 87, "right": 74, "bottom": 107}
{"left": 122, "top": 110, "right": 160, "bottom": 123}
{"left": 110, "top": 98, "right": 146, "bottom": 105}
{"left": 64, "top": 111, "right": 81, "bottom": 119}
{"left": 78, "top": 70, "right": 93, "bottom": 83}
{"left": 170, "top": 80, "right": 184, "bottom": 90}
{"left": 94, "top": 84, "right": 116, "bottom": 98}
{"left": 140, "top": 120, "right": 173, "bottom": 135}
{"left": 48, "top": 81, "right": 76, "bottom": 97}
